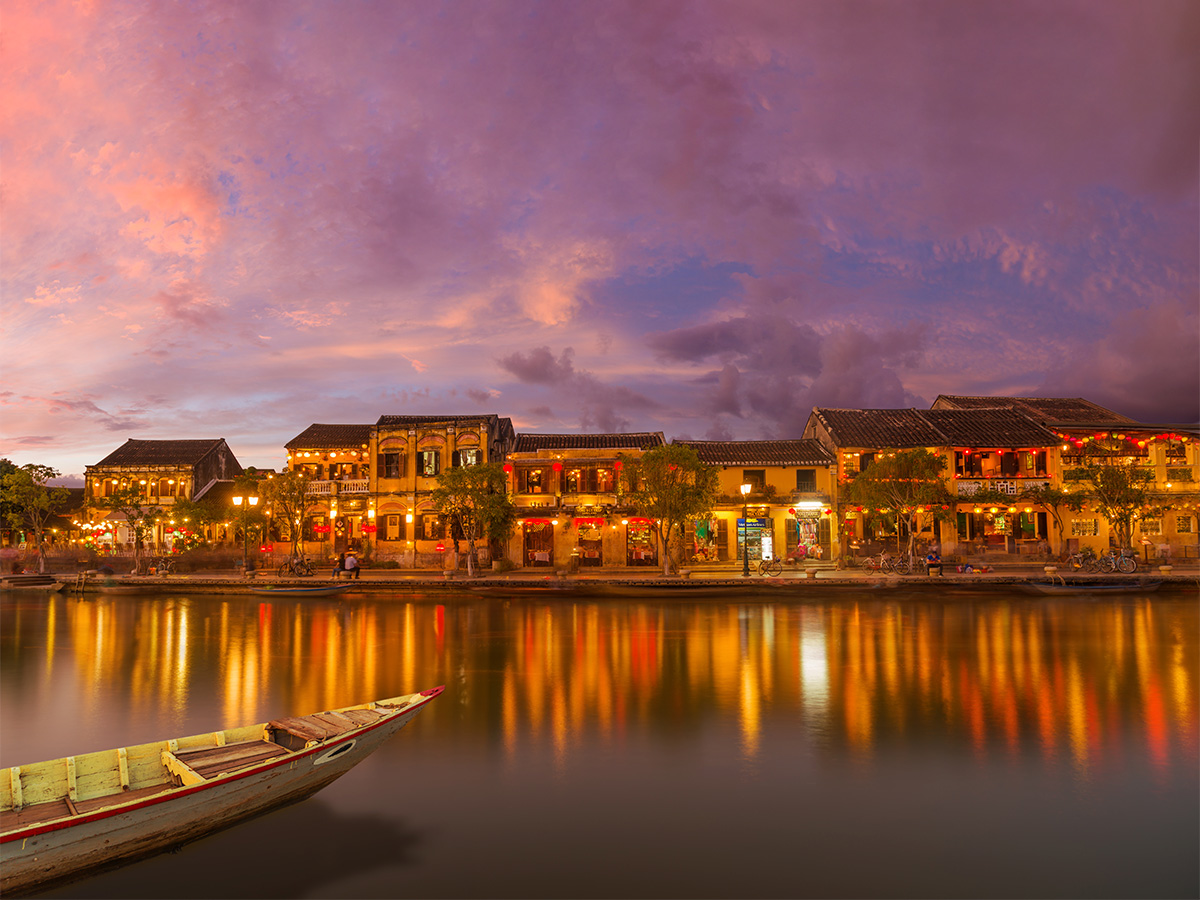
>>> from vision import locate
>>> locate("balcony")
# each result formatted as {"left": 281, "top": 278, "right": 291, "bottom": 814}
{"left": 339, "top": 479, "right": 369, "bottom": 494}
{"left": 957, "top": 479, "right": 1050, "bottom": 496}
{"left": 306, "top": 481, "right": 333, "bottom": 496}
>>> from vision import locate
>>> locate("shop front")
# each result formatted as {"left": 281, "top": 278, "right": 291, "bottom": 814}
{"left": 523, "top": 519, "right": 555, "bottom": 567}
{"left": 737, "top": 517, "right": 773, "bottom": 563}
{"left": 787, "top": 507, "right": 831, "bottom": 561}
{"left": 626, "top": 518, "right": 658, "bottom": 566}
{"left": 573, "top": 518, "right": 605, "bottom": 566}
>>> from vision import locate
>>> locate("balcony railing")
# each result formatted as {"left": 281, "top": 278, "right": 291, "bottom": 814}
{"left": 306, "top": 481, "right": 333, "bottom": 496}
{"left": 957, "top": 479, "right": 1050, "bottom": 496}
{"left": 339, "top": 479, "right": 369, "bottom": 493}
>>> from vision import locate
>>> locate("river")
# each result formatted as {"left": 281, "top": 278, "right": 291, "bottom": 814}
{"left": 1, "top": 588, "right": 1196, "bottom": 898}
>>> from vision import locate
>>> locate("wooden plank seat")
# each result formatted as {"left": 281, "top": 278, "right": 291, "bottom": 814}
{"left": 1, "top": 784, "right": 174, "bottom": 832}
{"left": 267, "top": 707, "right": 388, "bottom": 751}
{"left": 173, "top": 740, "right": 291, "bottom": 780}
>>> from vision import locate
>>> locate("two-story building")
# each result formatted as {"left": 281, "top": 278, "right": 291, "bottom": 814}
{"left": 372, "top": 414, "right": 514, "bottom": 564}
{"left": 675, "top": 440, "right": 836, "bottom": 564}
{"left": 283, "top": 424, "right": 374, "bottom": 554}
{"left": 803, "top": 406, "right": 1062, "bottom": 559}
{"left": 83, "top": 438, "right": 244, "bottom": 550}
{"left": 932, "top": 395, "right": 1200, "bottom": 557}
{"left": 505, "top": 433, "right": 664, "bottom": 568}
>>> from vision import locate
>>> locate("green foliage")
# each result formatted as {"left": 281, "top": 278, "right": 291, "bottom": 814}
{"left": 1067, "top": 461, "right": 1155, "bottom": 550}
{"left": 1, "top": 464, "right": 70, "bottom": 569}
{"left": 842, "top": 449, "right": 956, "bottom": 554}
{"left": 260, "top": 470, "right": 317, "bottom": 557}
{"left": 88, "top": 482, "right": 158, "bottom": 572}
{"left": 619, "top": 445, "right": 718, "bottom": 575}
{"left": 430, "top": 462, "right": 514, "bottom": 574}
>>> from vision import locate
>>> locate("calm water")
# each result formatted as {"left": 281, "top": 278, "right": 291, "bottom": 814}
{"left": 1, "top": 589, "right": 1196, "bottom": 899}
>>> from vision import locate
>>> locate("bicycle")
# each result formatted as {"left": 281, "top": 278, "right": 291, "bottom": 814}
{"left": 859, "top": 552, "right": 899, "bottom": 574}
{"left": 1066, "top": 548, "right": 1102, "bottom": 573}
{"left": 1098, "top": 548, "right": 1138, "bottom": 574}
{"left": 757, "top": 556, "right": 783, "bottom": 577}
{"left": 277, "top": 556, "right": 315, "bottom": 577}
{"left": 151, "top": 556, "right": 175, "bottom": 575}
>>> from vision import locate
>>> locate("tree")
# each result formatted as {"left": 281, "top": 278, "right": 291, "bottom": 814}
{"left": 88, "top": 483, "right": 158, "bottom": 574}
{"left": 1, "top": 464, "right": 70, "bottom": 573}
{"left": 260, "top": 470, "right": 317, "bottom": 559}
{"left": 430, "top": 462, "right": 515, "bottom": 577}
{"left": 166, "top": 495, "right": 227, "bottom": 549}
{"left": 841, "top": 448, "right": 957, "bottom": 559}
{"left": 1020, "top": 484, "right": 1083, "bottom": 552}
{"left": 619, "top": 445, "right": 719, "bottom": 576}
{"left": 1067, "top": 462, "right": 1155, "bottom": 551}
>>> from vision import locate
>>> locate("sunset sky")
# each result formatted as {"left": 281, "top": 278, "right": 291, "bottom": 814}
{"left": 3, "top": 0, "right": 1197, "bottom": 481}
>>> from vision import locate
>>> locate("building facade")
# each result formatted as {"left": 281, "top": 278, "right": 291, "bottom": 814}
{"left": 83, "top": 438, "right": 244, "bottom": 550}
{"left": 505, "top": 433, "right": 665, "bottom": 568}
{"left": 675, "top": 440, "right": 836, "bottom": 564}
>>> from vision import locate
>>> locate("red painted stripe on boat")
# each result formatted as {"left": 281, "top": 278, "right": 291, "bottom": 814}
{"left": 1, "top": 688, "right": 443, "bottom": 844}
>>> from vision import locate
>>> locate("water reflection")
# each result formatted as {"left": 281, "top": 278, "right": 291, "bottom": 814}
{"left": 2, "top": 593, "right": 1195, "bottom": 785}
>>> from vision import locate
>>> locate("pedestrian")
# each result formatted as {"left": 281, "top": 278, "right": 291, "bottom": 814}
{"left": 344, "top": 550, "right": 360, "bottom": 580}
{"left": 333, "top": 551, "right": 346, "bottom": 579}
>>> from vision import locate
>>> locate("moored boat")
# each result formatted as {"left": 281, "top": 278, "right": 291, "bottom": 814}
{"left": 0, "top": 686, "right": 444, "bottom": 896}
{"left": 248, "top": 582, "right": 354, "bottom": 597}
{"left": 0, "top": 574, "right": 64, "bottom": 592}
{"left": 1021, "top": 581, "right": 1162, "bottom": 595}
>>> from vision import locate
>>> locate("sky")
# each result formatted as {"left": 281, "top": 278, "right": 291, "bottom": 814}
{"left": 3, "top": 0, "right": 1198, "bottom": 483}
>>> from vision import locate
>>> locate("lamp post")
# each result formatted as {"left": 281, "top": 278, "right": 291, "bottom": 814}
{"left": 740, "top": 483, "right": 752, "bottom": 578}
{"left": 232, "top": 493, "right": 259, "bottom": 573}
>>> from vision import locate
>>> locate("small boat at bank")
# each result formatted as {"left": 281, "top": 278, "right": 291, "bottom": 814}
{"left": 1022, "top": 581, "right": 1162, "bottom": 595}
{"left": 0, "top": 573, "right": 65, "bottom": 592}
{"left": 248, "top": 583, "right": 354, "bottom": 597}
{"left": 0, "top": 686, "right": 444, "bottom": 896}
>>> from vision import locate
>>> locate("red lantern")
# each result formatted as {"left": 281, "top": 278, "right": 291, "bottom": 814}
{"left": 502, "top": 463, "right": 513, "bottom": 474}
{"left": 613, "top": 460, "right": 623, "bottom": 470}
{"left": 552, "top": 461, "right": 563, "bottom": 472}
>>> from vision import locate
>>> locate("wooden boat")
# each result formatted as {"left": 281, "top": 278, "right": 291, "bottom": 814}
{"left": 248, "top": 582, "right": 354, "bottom": 597}
{"left": 0, "top": 686, "right": 444, "bottom": 896}
{"left": 0, "top": 574, "right": 64, "bottom": 592}
{"left": 96, "top": 583, "right": 156, "bottom": 595}
{"left": 1021, "top": 581, "right": 1162, "bottom": 595}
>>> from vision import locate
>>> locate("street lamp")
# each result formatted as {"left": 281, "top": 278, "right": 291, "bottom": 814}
{"left": 232, "top": 493, "right": 259, "bottom": 573}
{"left": 740, "top": 483, "right": 752, "bottom": 577}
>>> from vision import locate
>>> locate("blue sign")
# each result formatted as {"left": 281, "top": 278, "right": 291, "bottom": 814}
{"left": 738, "top": 518, "right": 771, "bottom": 528}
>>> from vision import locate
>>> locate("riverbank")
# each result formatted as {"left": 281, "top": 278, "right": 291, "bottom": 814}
{"left": 20, "top": 558, "right": 1198, "bottom": 596}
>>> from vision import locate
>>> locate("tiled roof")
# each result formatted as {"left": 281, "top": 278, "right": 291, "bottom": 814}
{"left": 932, "top": 395, "right": 1136, "bottom": 425}
{"left": 376, "top": 414, "right": 503, "bottom": 428}
{"left": 921, "top": 408, "right": 1060, "bottom": 447}
{"left": 93, "top": 439, "right": 231, "bottom": 466}
{"left": 285, "top": 424, "right": 373, "bottom": 449}
{"left": 810, "top": 409, "right": 947, "bottom": 448}
{"left": 675, "top": 439, "right": 834, "bottom": 466}
{"left": 513, "top": 432, "right": 665, "bottom": 453}
{"left": 813, "top": 407, "right": 1063, "bottom": 449}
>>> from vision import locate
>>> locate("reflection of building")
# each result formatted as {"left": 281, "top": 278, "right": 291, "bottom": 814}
{"left": 505, "top": 433, "right": 665, "bottom": 568}
{"left": 675, "top": 440, "right": 835, "bottom": 564}
{"left": 84, "top": 439, "right": 243, "bottom": 549}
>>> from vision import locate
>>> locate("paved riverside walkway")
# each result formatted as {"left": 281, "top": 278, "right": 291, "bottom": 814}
{"left": 54, "top": 556, "right": 1200, "bottom": 595}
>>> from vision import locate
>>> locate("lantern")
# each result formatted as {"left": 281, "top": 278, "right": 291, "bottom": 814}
{"left": 503, "top": 463, "right": 513, "bottom": 474}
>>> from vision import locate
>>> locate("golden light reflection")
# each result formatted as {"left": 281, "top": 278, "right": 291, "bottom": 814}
{"left": 2, "top": 595, "right": 1194, "bottom": 781}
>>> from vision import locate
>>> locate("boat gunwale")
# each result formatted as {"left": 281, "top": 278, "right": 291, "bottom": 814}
{"left": 0, "top": 687, "right": 443, "bottom": 844}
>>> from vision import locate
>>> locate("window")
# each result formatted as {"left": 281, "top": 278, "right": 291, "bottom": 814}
{"left": 420, "top": 513, "right": 445, "bottom": 540}
{"left": 742, "top": 469, "right": 766, "bottom": 491}
{"left": 382, "top": 514, "right": 406, "bottom": 541}
{"left": 519, "top": 468, "right": 544, "bottom": 494}
{"left": 564, "top": 465, "right": 614, "bottom": 493}
{"left": 859, "top": 453, "right": 874, "bottom": 472}
{"left": 1070, "top": 519, "right": 1099, "bottom": 537}
{"left": 452, "top": 449, "right": 480, "bottom": 467}
{"left": 795, "top": 469, "right": 816, "bottom": 492}
{"left": 1140, "top": 518, "right": 1162, "bottom": 535}
{"left": 380, "top": 452, "right": 402, "bottom": 479}
{"left": 1177, "top": 516, "right": 1194, "bottom": 534}
{"left": 418, "top": 450, "right": 441, "bottom": 477}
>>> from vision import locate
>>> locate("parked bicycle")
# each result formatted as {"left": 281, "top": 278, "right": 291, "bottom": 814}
{"left": 153, "top": 556, "right": 175, "bottom": 575}
{"left": 757, "top": 556, "right": 783, "bottom": 577}
{"left": 1065, "top": 548, "right": 1102, "bottom": 572}
{"left": 1098, "top": 548, "right": 1138, "bottom": 574}
{"left": 859, "top": 552, "right": 911, "bottom": 575}
{"left": 277, "top": 556, "right": 315, "bottom": 577}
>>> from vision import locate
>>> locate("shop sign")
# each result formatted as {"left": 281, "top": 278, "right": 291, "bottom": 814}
{"left": 313, "top": 525, "right": 331, "bottom": 534}
{"left": 738, "top": 517, "right": 771, "bottom": 528}
{"left": 362, "top": 525, "right": 377, "bottom": 533}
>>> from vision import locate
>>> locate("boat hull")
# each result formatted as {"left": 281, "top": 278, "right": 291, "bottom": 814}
{"left": 1, "top": 689, "right": 442, "bottom": 896}
{"left": 249, "top": 584, "right": 353, "bottom": 597}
